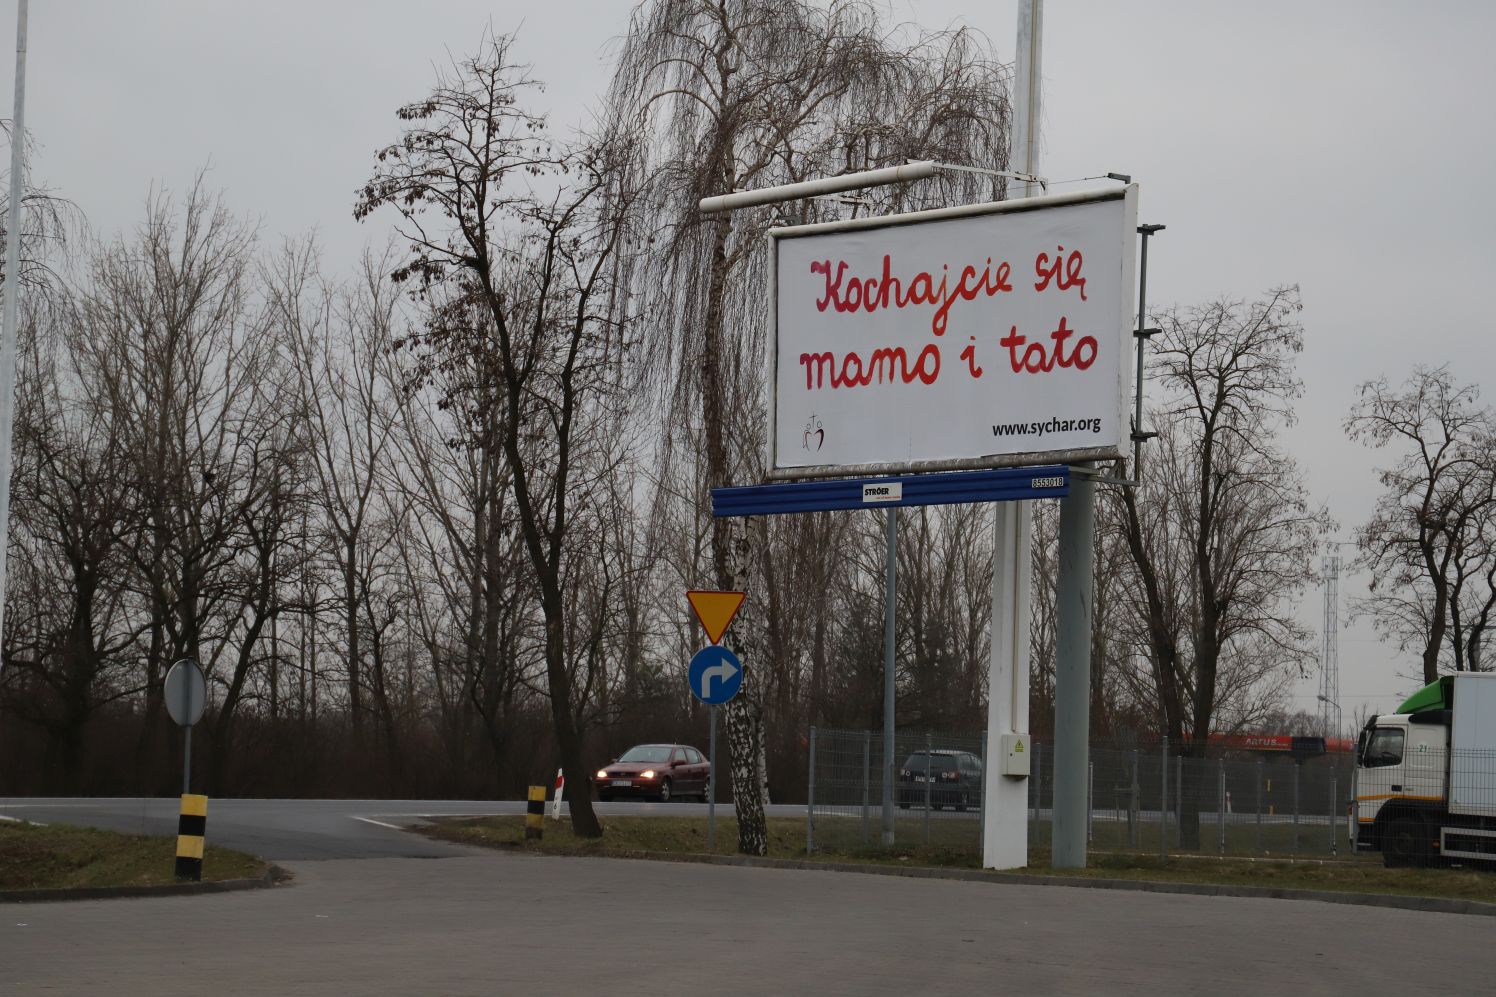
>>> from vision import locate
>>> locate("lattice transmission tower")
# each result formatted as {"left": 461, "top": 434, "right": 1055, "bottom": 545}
{"left": 1319, "top": 552, "right": 1342, "bottom": 738}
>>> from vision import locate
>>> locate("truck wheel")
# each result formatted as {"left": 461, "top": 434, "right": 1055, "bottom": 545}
{"left": 1383, "top": 817, "right": 1428, "bottom": 868}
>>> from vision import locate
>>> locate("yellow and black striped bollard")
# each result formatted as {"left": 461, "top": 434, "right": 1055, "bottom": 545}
{"left": 176, "top": 793, "right": 208, "bottom": 881}
{"left": 525, "top": 786, "right": 545, "bottom": 840}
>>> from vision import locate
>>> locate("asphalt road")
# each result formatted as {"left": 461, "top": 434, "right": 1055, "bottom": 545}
{"left": 7, "top": 850, "right": 1493, "bottom": 996}
{"left": 0, "top": 798, "right": 809, "bottom": 860}
{"left": 0, "top": 796, "right": 1338, "bottom": 861}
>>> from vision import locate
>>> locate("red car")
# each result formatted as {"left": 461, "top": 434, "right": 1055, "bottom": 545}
{"left": 595, "top": 743, "right": 710, "bottom": 802}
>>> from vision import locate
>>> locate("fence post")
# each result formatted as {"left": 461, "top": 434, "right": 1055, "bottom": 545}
{"left": 861, "top": 729, "right": 871, "bottom": 846}
{"left": 1160, "top": 736, "right": 1168, "bottom": 860}
{"left": 1256, "top": 758, "right": 1264, "bottom": 854}
{"left": 1329, "top": 765, "right": 1338, "bottom": 857}
{"left": 1088, "top": 760, "right": 1095, "bottom": 845}
{"left": 1218, "top": 758, "right": 1226, "bottom": 855}
{"left": 1033, "top": 740, "right": 1042, "bottom": 821}
{"left": 979, "top": 730, "right": 988, "bottom": 853}
{"left": 1292, "top": 760, "right": 1301, "bottom": 857}
{"left": 923, "top": 731, "right": 932, "bottom": 846}
{"left": 1175, "top": 753, "right": 1183, "bottom": 848}
{"left": 807, "top": 726, "right": 817, "bottom": 856}
{"left": 1129, "top": 748, "right": 1139, "bottom": 847}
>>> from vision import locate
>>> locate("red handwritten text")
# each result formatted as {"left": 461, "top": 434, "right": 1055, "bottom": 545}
{"left": 799, "top": 344, "right": 941, "bottom": 390}
{"left": 1033, "top": 246, "right": 1087, "bottom": 300}
{"left": 811, "top": 255, "right": 1013, "bottom": 336}
{"left": 999, "top": 317, "right": 1097, "bottom": 373}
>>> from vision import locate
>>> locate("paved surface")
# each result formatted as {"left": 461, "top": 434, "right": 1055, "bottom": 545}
{"left": 5, "top": 850, "right": 1493, "bottom": 996}
{"left": 0, "top": 798, "right": 807, "bottom": 860}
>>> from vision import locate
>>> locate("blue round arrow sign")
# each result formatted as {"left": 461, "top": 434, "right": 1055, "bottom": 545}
{"left": 688, "top": 646, "right": 743, "bottom": 705}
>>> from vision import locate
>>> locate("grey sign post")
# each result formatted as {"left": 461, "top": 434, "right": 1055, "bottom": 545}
{"left": 164, "top": 658, "right": 206, "bottom": 795}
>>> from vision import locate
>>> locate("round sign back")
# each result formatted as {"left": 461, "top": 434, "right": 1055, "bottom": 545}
{"left": 164, "top": 658, "right": 206, "bottom": 727}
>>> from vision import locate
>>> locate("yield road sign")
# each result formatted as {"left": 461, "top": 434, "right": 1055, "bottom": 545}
{"left": 686, "top": 590, "right": 745, "bottom": 644}
{"left": 164, "top": 658, "right": 206, "bottom": 727}
{"left": 689, "top": 646, "right": 743, "bottom": 705}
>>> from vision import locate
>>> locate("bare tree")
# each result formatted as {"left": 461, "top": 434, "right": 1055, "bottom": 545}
{"left": 608, "top": 0, "right": 1011, "bottom": 855}
{"left": 1347, "top": 366, "right": 1496, "bottom": 680}
{"left": 1117, "top": 288, "right": 1329, "bottom": 847}
{"left": 357, "top": 34, "right": 635, "bottom": 837}
{"left": 3, "top": 290, "right": 141, "bottom": 790}
{"left": 268, "top": 241, "right": 417, "bottom": 782}
{"left": 0, "top": 121, "right": 81, "bottom": 302}
{"left": 73, "top": 179, "right": 306, "bottom": 791}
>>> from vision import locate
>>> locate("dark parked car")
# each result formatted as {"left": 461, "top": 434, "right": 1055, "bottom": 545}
{"left": 595, "top": 743, "right": 710, "bottom": 802}
{"left": 897, "top": 749, "right": 983, "bottom": 811}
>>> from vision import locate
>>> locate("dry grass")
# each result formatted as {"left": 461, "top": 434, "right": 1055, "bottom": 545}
{"left": 0, "top": 820, "right": 267, "bottom": 891}
{"left": 426, "top": 814, "right": 1496, "bottom": 904}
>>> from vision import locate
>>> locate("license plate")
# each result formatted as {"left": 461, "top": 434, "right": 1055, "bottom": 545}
{"left": 915, "top": 775, "right": 931, "bottom": 782}
{"left": 610, "top": 780, "right": 631, "bottom": 787}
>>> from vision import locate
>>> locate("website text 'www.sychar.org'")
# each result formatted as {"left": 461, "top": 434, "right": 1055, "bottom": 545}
{"left": 992, "top": 416, "right": 1103, "bottom": 439}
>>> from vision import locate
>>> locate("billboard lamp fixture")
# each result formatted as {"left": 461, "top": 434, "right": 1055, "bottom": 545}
{"left": 697, "top": 159, "right": 1071, "bottom": 216}
{"left": 698, "top": 160, "right": 938, "bottom": 214}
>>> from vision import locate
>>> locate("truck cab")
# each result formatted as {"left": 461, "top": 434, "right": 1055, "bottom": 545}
{"left": 1353, "top": 712, "right": 1448, "bottom": 862}
{"left": 1355, "top": 674, "right": 1496, "bottom": 867}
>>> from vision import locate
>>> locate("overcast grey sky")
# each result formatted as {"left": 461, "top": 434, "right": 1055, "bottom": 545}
{"left": 8, "top": 0, "right": 1495, "bottom": 723}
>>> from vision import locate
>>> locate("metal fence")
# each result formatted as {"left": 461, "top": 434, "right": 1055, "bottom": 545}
{"left": 805, "top": 727, "right": 987, "bottom": 857}
{"left": 806, "top": 727, "right": 1359, "bottom": 862}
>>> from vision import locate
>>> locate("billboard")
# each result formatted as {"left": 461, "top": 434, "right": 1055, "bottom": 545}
{"left": 769, "top": 186, "right": 1137, "bottom": 476}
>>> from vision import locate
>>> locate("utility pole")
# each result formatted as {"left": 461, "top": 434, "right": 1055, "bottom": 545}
{"left": 0, "top": 0, "right": 29, "bottom": 668}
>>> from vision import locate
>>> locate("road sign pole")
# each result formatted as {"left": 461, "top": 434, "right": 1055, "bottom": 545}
{"left": 182, "top": 726, "right": 192, "bottom": 796}
{"left": 708, "top": 705, "right": 717, "bottom": 851}
{"left": 882, "top": 506, "right": 897, "bottom": 847}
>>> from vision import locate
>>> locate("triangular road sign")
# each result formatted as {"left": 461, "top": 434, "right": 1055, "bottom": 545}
{"left": 686, "top": 590, "right": 746, "bottom": 645}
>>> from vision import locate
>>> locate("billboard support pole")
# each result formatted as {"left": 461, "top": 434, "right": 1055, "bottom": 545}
{"left": 1052, "top": 465, "right": 1095, "bottom": 868}
{"left": 1014, "top": 0, "right": 1095, "bottom": 873}
{"left": 982, "top": 0, "right": 1042, "bottom": 872}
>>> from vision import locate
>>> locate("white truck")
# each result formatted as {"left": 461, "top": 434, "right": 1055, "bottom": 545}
{"left": 1354, "top": 672, "right": 1496, "bottom": 867}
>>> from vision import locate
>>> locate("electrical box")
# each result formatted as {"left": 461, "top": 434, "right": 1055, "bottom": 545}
{"left": 1000, "top": 733, "right": 1031, "bottom": 777}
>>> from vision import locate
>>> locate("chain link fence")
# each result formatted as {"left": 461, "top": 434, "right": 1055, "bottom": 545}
{"left": 805, "top": 727, "right": 987, "bottom": 857}
{"left": 806, "top": 727, "right": 1359, "bottom": 862}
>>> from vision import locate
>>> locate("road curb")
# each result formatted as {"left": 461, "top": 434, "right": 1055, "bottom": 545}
{"left": 494, "top": 844, "right": 1496, "bottom": 918}
{"left": 0, "top": 863, "right": 291, "bottom": 904}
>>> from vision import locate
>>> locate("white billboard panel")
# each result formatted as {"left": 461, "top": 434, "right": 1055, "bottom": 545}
{"left": 770, "top": 186, "right": 1138, "bottom": 476}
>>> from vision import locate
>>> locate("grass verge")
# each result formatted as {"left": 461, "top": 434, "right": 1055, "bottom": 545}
{"left": 424, "top": 814, "right": 1496, "bottom": 905}
{"left": 0, "top": 820, "right": 268, "bottom": 892}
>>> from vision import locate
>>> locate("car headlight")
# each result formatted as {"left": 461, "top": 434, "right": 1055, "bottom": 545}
{"left": 641, "top": 770, "right": 656, "bottom": 780}
{"left": 596, "top": 770, "right": 608, "bottom": 780}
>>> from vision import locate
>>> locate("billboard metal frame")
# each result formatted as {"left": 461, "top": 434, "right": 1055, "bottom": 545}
{"left": 766, "top": 185, "right": 1138, "bottom": 481}
{"left": 712, "top": 464, "right": 1069, "bottom": 519}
